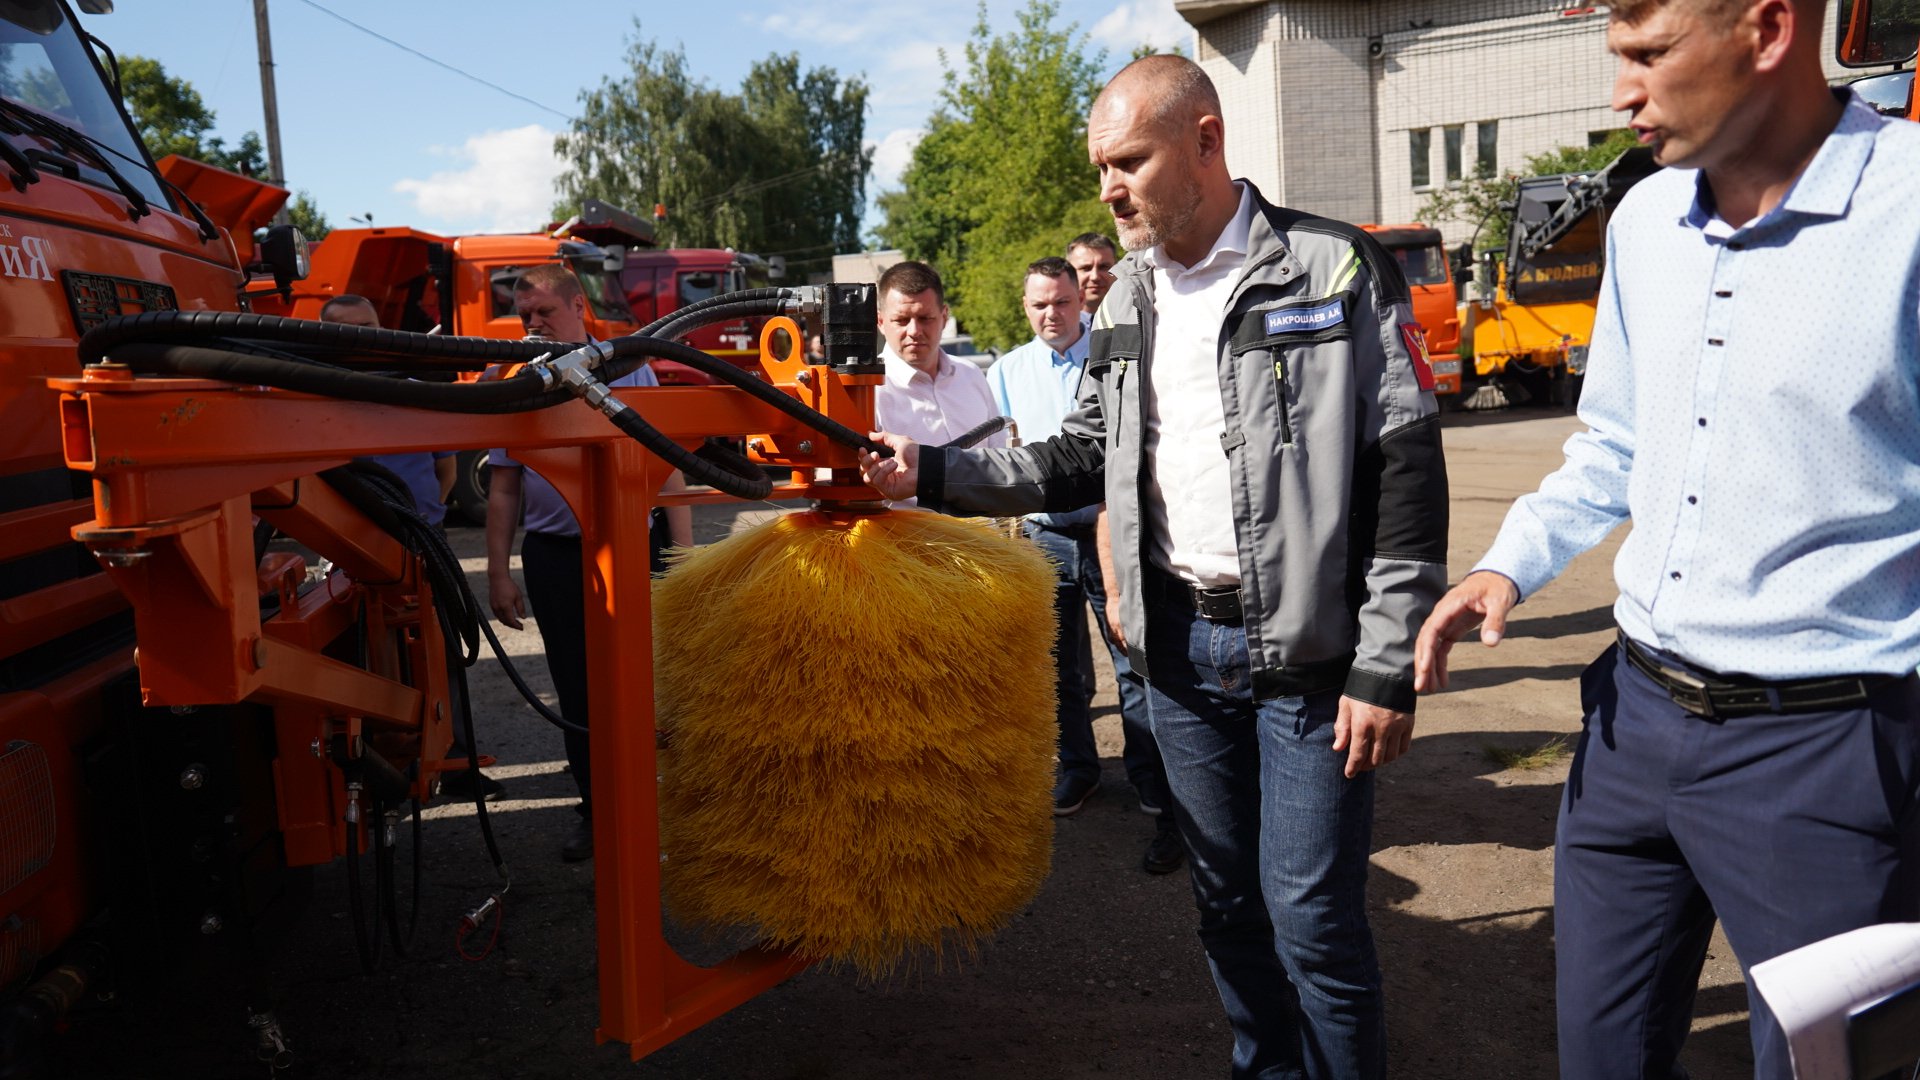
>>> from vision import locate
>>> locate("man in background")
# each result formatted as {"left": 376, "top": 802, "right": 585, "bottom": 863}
{"left": 486, "top": 264, "right": 692, "bottom": 861}
{"left": 988, "top": 257, "right": 1180, "bottom": 874}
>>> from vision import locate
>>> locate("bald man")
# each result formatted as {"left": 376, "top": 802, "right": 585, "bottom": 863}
{"left": 862, "top": 55, "right": 1445, "bottom": 1079}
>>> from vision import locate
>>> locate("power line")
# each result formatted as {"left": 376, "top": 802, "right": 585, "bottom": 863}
{"left": 293, "top": 0, "right": 572, "bottom": 121}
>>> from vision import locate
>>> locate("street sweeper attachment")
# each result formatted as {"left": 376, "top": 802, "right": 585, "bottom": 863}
{"left": 53, "top": 282, "right": 1063, "bottom": 1058}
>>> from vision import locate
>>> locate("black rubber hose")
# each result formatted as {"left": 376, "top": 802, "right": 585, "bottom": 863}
{"left": 637, "top": 287, "right": 792, "bottom": 338}
{"left": 643, "top": 299, "right": 795, "bottom": 346}
{"left": 941, "top": 415, "right": 1010, "bottom": 449}
{"left": 109, "top": 342, "right": 571, "bottom": 413}
{"left": 605, "top": 401, "right": 770, "bottom": 500}
{"left": 81, "top": 310, "right": 555, "bottom": 367}
{"left": 621, "top": 332, "right": 893, "bottom": 458}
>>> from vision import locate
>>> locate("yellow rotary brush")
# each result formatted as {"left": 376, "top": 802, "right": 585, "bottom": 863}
{"left": 653, "top": 508, "right": 1059, "bottom": 975}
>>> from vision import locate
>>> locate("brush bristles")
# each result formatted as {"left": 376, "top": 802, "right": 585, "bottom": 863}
{"left": 654, "top": 510, "right": 1060, "bottom": 975}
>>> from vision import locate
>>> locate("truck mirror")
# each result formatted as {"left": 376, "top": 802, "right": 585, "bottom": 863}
{"left": 250, "top": 223, "right": 310, "bottom": 298}
{"left": 603, "top": 245, "right": 626, "bottom": 273}
{"left": 767, "top": 255, "right": 787, "bottom": 281}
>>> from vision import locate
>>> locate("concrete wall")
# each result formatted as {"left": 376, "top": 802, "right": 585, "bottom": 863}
{"left": 1185, "top": 1, "right": 1905, "bottom": 247}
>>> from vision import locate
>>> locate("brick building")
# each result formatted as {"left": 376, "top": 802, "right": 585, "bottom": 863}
{"left": 1171, "top": 2, "right": 1887, "bottom": 244}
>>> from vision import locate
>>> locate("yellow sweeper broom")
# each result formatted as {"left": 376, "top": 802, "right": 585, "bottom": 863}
{"left": 653, "top": 504, "right": 1061, "bottom": 976}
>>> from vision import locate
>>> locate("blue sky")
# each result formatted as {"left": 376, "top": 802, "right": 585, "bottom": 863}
{"left": 92, "top": 1, "right": 1190, "bottom": 240}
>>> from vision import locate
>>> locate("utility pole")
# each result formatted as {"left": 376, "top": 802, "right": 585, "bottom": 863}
{"left": 253, "top": 0, "right": 289, "bottom": 224}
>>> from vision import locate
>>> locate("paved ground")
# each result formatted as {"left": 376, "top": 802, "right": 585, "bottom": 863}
{"left": 62, "top": 405, "right": 1759, "bottom": 1079}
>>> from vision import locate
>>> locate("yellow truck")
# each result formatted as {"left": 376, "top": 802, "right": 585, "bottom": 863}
{"left": 1457, "top": 145, "right": 1657, "bottom": 409}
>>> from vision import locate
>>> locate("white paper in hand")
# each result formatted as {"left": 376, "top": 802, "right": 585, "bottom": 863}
{"left": 1749, "top": 922, "right": 1920, "bottom": 1080}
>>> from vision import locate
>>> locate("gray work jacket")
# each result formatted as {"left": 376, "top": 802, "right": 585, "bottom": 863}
{"left": 919, "top": 186, "right": 1449, "bottom": 711}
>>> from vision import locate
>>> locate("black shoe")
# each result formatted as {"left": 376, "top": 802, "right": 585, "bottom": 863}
{"left": 1143, "top": 823, "right": 1185, "bottom": 875}
{"left": 440, "top": 766, "right": 505, "bottom": 802}
{"left": 561, "top": 817, "right": 594, "bottom": 862}
{"left": 1052, "top": 773, "right": 1100, "bottom": 817}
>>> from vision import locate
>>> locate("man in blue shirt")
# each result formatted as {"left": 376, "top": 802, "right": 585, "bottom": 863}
{"left": 988, "top": 257, "right": 1182, "bottom": 874}
{"left": 1416, "top": 1, "right": 1920, "bottom": 1076}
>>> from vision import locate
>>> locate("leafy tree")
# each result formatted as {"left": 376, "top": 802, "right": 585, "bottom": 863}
{"left": 1419, "top": 128, "right": 1640, "bottom": 253}
{"left": 553, "top": 28, "right": 872, "bottom": 269}
{"left": 120, "top": 54, "right": 267, "bottom": 176}
{"left": 287, "top": 191, "right": 330, "bottom": 241}
{"left": 874, "top": 1, "right": 1112, "bottom": 349}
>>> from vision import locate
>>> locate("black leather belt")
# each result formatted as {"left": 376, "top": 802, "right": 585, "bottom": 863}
{"left": 1148, "top": 569, "right": 1244, "bottom": 624}
{"left": 1616, "top": 631, "right": 1890, "bottom": 719}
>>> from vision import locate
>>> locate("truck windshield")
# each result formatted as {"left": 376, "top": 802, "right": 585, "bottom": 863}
{"left": 0, "top": 2, "right": 169, "bottom": 208}
{"left": 1390, "top": 244, "right": 1449, "bottom": 287}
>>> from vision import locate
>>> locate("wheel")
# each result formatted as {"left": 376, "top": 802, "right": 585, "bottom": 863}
{"left": 447, "top": 449, "right": 490, "bottom": 527}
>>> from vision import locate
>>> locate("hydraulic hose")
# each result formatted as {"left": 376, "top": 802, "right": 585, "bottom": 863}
{"left": 636, "top": 287, "right": 790, "bottom": 338}
{"left": 644, "top": 299, "right": 797, "bottom": 347}
{"left": 941, "top": 415, "right": 1010, "bottom": 450}
{"left": 82, "top": 310, "right": 561, "bottom": 369}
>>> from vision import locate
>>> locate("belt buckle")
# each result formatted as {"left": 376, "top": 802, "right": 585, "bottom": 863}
{"left": 1190, "top": 585, "right": 1242, "bottom": 623}
{"left": 1661, "top": 666, "right": 1717, "bottom": 718}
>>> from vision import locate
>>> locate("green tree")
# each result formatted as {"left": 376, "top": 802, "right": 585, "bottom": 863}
{"left": 874, "top": 1, "right": 1112, "bottom": 349}
{"left": 1419, "top": 128, "right": 1641, "bottom": 253}
{"left": 287, "top": 190, "right": 330, "bottom": 241}
{"left": 120, "top": 54, "right": 268, "bottom": 176}
{"left": 553, "top": 28, "right": 871, "bottom": 269}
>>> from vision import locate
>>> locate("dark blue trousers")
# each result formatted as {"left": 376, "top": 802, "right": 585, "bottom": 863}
{"left": 1556, "top": 643, "right": 1920, "bottom": 1079}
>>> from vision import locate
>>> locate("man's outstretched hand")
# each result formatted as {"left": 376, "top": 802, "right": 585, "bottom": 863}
{"left": 1414, "top": 570, "right": 1521, "bottom": 692}
{"left": 859, "top": 433, "right": 921, "bottom": 501}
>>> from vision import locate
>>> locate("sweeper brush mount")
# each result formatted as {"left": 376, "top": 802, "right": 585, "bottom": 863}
{"left": 45, "top": 284, "right": 1053, "bottom": 1059}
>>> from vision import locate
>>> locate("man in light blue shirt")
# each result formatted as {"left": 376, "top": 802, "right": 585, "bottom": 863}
{"left": 989, "top": 257, "right": 1181, "bottom": 874}
{"left": 1416, "top": 2, "right": 1920, "bottom": 1077}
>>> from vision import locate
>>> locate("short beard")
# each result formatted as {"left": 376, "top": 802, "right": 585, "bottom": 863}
{"left": 1117, "top": 170, "right": 1203, "bottom": 255}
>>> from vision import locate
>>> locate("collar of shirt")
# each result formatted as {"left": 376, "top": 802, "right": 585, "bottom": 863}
{"left": 1038, "top": 326, "right": 1090, "bottom": 369}
{"left": 1683, "top": 92, "right": 1874, "bottom": 236}
{"left": 881, "top": 345, "right": 957, "bottom": 388}
{"left": 1138, "top": 181, "right": 1257, "bottom": 281}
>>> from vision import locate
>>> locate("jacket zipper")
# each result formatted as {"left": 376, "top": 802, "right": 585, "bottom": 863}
{"left": 1274, "top": 356, "right": 1293, "bottom": 446}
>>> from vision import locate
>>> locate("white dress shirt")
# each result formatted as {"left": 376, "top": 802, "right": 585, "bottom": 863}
{"left": 876, "top": 346, "right": 1007, "bottom": 507}
{"left": 1141, "top": 182, "right": 1257, "bottom": 586}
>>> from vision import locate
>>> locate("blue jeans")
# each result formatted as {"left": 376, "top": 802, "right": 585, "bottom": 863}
{"left": 1556, "top": 644, "right": 1920, "bottom": 1080}
{"left": 1145, "top": 595, "right": 1383, "bottom": 1080}
{"left": 1023, "top": 521, "right": 1100, "bottom": 784}
{"left": 1071, "top": 528, "right": 1172, "bottom": 812}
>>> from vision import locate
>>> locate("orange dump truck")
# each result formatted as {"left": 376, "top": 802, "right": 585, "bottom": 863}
{"left": 1359, "top": 224, "right": 1463, "bottom": 396}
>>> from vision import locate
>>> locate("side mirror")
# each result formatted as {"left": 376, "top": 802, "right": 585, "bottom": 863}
{"left": 250, "top": 223, "right": 310, "bottom": 298}
{"left": 603, "top": 244, "right": 626, "bottom": 273}
{"left": 767, "top": 255, "right": 787, "bottom": 281}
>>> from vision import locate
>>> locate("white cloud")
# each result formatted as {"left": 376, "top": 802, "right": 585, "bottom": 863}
{"left": 867, "top": 127, "right": 925, "bottom": 194}
{"left": 392, "top": 125, "right": 562, "bottom": 234}
{"left": 1090, "top": 1, "right": 1192, "bottom": 54}
{"left": 755, "top": 10, "right": 876, "bottom": 47}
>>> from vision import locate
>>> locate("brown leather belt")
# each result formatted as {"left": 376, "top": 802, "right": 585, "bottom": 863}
{"left": 1616, "top": 631, "right": 1890, "bottom": 719}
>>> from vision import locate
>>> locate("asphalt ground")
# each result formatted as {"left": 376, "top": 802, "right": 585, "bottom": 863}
{"left": 59, "top": 404, "right": 1762, "bottom": 1079}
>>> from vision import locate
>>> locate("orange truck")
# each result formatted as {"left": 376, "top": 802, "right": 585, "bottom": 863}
{"left": 1838, "top": 0, "right": 1918, "bottom": 120}
{"left": 559, "top": 199, "right": 776, "bottom": 384}
{"left": 250, "top": 222, "right": 641, "bottom": 520}
{"left": 1359, "top": 224, "right": 1464, "bottom": 396}
{"left": 2, "top": 2, "right": 822, "bottom": 1069}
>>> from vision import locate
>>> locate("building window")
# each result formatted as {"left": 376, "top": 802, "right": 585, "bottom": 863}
{"left": 1410, "top": 128, "right": 1431, "bottom": 188}
{"left": 1444, "top": 125, "right": 1464, "bottom": 183}
{"left": 1477, "top": 120, "right": 1498, "bottom": 175}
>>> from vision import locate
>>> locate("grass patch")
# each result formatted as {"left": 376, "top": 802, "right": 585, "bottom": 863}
{"left": 1484, "top": 735, "right": 1573, "bottom": 771}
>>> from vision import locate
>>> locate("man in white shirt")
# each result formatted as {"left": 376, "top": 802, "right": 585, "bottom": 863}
{"left": 871, "top": 261, "right": 1006, "bottom": 509}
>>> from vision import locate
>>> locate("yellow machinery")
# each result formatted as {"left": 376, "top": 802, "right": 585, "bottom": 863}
{"left": 1457, "top": 146, "right": 1657, "bottom": 408}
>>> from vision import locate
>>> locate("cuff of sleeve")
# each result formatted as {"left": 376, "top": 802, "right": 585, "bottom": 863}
{"left": 1465, "top": 567, "right": 1527, "bottom": 605}
{"left": 1344, "top": 665, "right": 1416, "bottom": 713}
{"left": 916, "top": 447, "right": 948, "bottom": 511}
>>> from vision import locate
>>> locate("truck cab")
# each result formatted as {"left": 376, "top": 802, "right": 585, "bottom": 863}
{"left": 1360, "top": 224, "right": 1462, "bottom": 395}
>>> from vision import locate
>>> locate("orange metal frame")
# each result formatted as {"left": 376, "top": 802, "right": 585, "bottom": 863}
{"left": 52, "top": 317, "right": 873, "bottom": 1057}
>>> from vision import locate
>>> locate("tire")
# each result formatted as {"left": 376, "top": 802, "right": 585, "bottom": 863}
{"left": 447, "top": 449, "right": 490, "bottom": 527}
